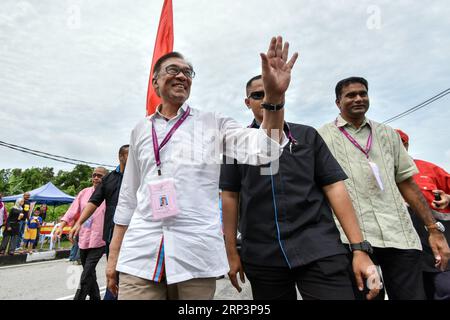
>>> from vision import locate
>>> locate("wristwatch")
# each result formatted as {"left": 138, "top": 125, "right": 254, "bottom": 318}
{"left": 425, "top": 221, "right": 446, "bottom": 233}
{"left": 349, "top": 240, "right": 373, "bottom": 254}
{"left": 261, "top": 102, "right": 284, "bottom": 111}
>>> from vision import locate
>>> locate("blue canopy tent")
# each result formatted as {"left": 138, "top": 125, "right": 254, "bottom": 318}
{"left": 2, "top": 182, "right": 75, "bottom": 205}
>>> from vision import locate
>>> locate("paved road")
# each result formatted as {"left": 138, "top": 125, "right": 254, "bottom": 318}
{"left": 0, "top": 256, "right": 252, "bottom": 300}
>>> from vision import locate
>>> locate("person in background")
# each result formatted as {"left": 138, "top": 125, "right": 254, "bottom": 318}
{"left": 33, "top": 204, "right": 48, "bottom": 249}
{"left": 0, "top": 193, "right": 8, "bottom": 238}
{"left": 39, "top": 204, "right": 48, "bottom": 222}
{"left": 22, "top": 208, "right": 42, "bottom": 253}
{"left": 68, "top": 237, "right": 81, "bottom": 264}
{"left": 55, "top": 166, "right": 107, "bottom": 300}
{"left": 16, "top": 192, "right": 31, "bottom": 250}
{"left": 396, "top": 129, "right": 450, "bottom": 300}
{"left": 32, "top": 207, "right": 41, "bottom": 249}
{"left": 0, "top": 199, "right": 24, "bottom": 255}
{"left": 69, "top": 144, "right": 129, "bottom": 300}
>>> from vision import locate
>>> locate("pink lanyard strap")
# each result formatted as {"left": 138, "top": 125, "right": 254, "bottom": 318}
{"left": 151, "top": 106, "right": 191, "bottom": 175}
{"left": 335, "top": 119, "right": 372, "bottom": 159}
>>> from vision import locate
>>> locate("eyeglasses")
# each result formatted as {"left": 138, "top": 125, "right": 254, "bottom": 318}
{"left": 158, "top": 64, "right": 196, "bottom": 79}
{"left": 247, "top": 91, "right": 265, "bottom": 100}
{"left": 92, "top": 173, "right": 104, "bottom": 179}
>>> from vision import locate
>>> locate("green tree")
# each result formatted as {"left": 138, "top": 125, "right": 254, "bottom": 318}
{"left": 20, "top": 167, "right": 55, "bottom": 192}
{"left": 2, "top": 165, "right": 95, "bottom": 221}
{"left": 7, "top": 169, "right": 24, "bottom": 195}
{"left": 0, "top": 169, "right": 11, "bottom": 194}
{"left": 53, "top": 164, "right": 92, "bottom": 195}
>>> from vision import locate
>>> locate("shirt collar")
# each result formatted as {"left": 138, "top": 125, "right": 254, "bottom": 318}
{"left": 336, "top": 114, "right": 371, "bottom": 130}
{"left": 151, "top": 103, "right": 192, "bottom": 120}
{"left": 249, "top": 119, "right": 296, "bottom": 144}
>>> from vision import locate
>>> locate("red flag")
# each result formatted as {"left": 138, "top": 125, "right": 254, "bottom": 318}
{"left": 146, "top": 0, "right": 174, "bottom": 116}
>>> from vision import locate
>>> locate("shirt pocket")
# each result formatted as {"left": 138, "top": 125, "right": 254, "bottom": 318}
{"left": 284, "top": 143, "right": 314, "bottom": 172}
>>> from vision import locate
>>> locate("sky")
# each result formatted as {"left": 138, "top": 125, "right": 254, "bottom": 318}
{"left": 0, "top": 0, "right": 449, "bottom": 173}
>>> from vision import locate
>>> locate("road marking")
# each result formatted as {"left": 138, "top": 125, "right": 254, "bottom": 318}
{"left": 0, "top": 258, "right": 67, "bottom": 270}
{"left": 56, "top": 286, "right": 107, "bottom": 300}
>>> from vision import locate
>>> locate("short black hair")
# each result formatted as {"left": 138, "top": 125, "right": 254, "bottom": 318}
{"left": 335, "top": 77, "right": 369, "bottom": 100}
{"left": 152, "top": 52, "right": 193, "bottom": 79}
{"left": 119, "top": 144, "right": 129, "bottom": 156}
{"left": 246, "top": 75, "right": 262, "bottom": 96}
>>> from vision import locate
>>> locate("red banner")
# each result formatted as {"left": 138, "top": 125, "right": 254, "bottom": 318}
{"left": 146, "top": 0, "right": 174, "bottom": 116}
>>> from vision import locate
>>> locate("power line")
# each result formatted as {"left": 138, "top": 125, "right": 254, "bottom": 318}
{"left": 0, "top": 141, "right": 81, "bottom": 166}
{"left": 2, "top": 89, "right": 448, "bottom": 167}
{"left": 383, "top": 88, "right": 450, "bottom": 124}
{"left": 0, "top": 140, "right": 115, "bottom": 168}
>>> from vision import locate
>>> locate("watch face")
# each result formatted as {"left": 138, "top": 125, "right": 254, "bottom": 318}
{"left": 362, "top": 241, "right": 374, "bottom": 254}
{"left": 436, "top": 222, "right": 446, "bottom": 233}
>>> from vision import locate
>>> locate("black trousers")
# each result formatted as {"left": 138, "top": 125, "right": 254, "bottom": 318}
{"left": 0, "top": 233, "right": 19, "bottom": 254}
{"left": 423, "top": 271, "right": 450, "bottom": 300}
{"left": 354, "top": 247, "right": 426, "bottom": 300}
{"left": 74, "top": 246, "right": 105, "bottom": 300}
{"left": 33, "top": 228, "right": 40, "bottom": 249}
{"left": 243, "top": 254, "right": 355, "bottom": 300}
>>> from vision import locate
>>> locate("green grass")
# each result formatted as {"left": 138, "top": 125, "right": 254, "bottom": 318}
{"left": 0, "top": 235, "right": 73, "bottom": 251}
{"left": 38, "top": 239, "right": 73, "bottom": 250}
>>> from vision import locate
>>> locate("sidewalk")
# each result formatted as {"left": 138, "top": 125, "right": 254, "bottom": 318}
{"left": 0, "top": 249, "right": 70, "bottom": 266}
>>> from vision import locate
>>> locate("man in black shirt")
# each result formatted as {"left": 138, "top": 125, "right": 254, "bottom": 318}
{"left": 220, "top": 75, "right": 380, "bottom": 300}
{"left": 69, "top": 145, "right": 129, "bottom": 252}
{"left": 69, "top": 144, "right": 128, "bottom": 299}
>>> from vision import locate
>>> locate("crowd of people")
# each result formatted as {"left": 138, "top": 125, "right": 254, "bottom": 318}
{"left": 1, "top": 36, "right": 449, "bottom": 301}
{"left": 0, "top": 193, "right": 48, "bottom": 255}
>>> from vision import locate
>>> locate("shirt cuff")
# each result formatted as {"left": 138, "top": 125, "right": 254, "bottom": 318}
{"left": 113, "top": 208, "right": 133, "bottom": 226}
{"left": 395, "top": 167, "right": 419, "bottom": 184}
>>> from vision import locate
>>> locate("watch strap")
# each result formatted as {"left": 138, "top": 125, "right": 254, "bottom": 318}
{"left": 261, "top": 102, "right": 284, "bottom": 111}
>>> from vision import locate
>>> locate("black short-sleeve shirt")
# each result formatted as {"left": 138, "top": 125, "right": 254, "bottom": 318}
{"left": 220, "top": 122, "right": 349, "bottom": 268}
{"left": 89, "top": 167, "right": 123, "bottom": 243}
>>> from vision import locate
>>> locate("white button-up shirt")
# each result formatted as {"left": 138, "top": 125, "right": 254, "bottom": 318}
{"left": 114, "top": 104, "right": 286, "bottom": 284}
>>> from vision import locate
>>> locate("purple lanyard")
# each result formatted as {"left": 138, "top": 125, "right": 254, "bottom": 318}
{"left": 151, "top": 106, "right": 191, "bottom": 175}
{"left": 335, "top": 119, "right": 372, "bottom": 159}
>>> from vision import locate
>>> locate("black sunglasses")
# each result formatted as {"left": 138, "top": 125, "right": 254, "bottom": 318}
{"left": 92, "top": 173, "right": 104, "bottom": 179}
{"left": 248, "top": 91, "right": 265, "bottom": 100}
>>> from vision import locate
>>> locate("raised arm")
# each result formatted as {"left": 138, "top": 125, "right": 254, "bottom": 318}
{"left": 260, "top": 36, "right": 298, "bottom": 142}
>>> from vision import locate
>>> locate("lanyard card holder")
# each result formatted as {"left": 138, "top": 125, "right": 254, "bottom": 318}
{"left": 368, "top": 161, "right": 384, "bottom": 191}
{"left": 149, "top": 177, "right": 179, "bottom": 220}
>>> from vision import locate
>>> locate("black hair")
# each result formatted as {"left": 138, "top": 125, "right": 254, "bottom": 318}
{"left": 119, "top": 144, "right": 129, "bottom": 156}
{"left": 335, "top": 77, "right": 369, "bottom": 100}
{"left": 152, "top": 52, "right": 193, "bottom": 79}
{"left": 246, "top": 75, "right": 262, "bottom": 96}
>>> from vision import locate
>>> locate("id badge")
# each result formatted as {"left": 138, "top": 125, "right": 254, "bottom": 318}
{"left": 83, "top": 216, "right": 93, "bottom": 229}
{"left": 149, "top": 178, "right": 179, "bottom": 220}
{"left": 368, "top": 161, "right": 384, "bottom": 191}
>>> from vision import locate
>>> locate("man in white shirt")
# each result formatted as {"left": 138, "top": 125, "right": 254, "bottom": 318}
{"left": 106, "top": 36, "right": 298, "bottom": 300}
